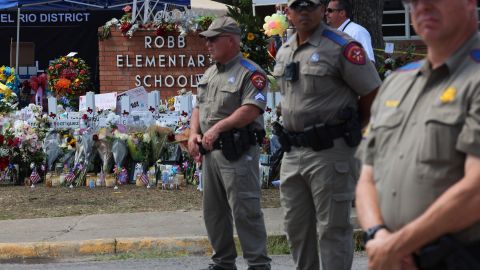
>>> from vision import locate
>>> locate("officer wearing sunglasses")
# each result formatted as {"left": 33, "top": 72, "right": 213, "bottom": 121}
{"left": 273, "top": 0, "right": 381, "bottom": 269}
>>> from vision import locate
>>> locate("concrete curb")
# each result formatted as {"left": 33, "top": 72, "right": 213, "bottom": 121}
{"left": 0, "top": 231, "right": 364, "bottom": 261}
{"left": 0, "top": 239, "right": 116, "bottom": 260}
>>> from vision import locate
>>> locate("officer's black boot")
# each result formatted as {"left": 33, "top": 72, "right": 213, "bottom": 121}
{"left": 247, "top": 264, "right": 271, "bottom": 270}
{"left": 200, "top": 264, "right": 229, "bottom": 270}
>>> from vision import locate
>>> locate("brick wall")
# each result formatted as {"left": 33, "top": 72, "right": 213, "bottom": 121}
{"left": 98, "top": 28, "right": 210, "bottom": 99}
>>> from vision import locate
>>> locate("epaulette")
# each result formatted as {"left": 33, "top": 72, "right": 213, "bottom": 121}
{"left": 470, "top": 49, "right": 480, "bottom": 63}
{"left": 322, "top": 29, "right": 348, "bottom": 47}
{"left": 396, "top": 61, "right": 422, "bottom": 71}
{"left": 240, "top": 59, "right": 257, "bottom": 72}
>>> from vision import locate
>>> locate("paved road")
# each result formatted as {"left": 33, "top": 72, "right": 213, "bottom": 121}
{"left": 0, "top": 254, "right": 368, "bottom": 270}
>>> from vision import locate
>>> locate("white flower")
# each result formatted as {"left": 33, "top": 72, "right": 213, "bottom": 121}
{"left": 116, "top": 132, "right": 129, "bottom": 141}
{"left": 13, "top": 120, "right": 26, "bottom": 135}
{"left": 385, "top": 58, "right": 395, "bottom": 65}
{"left": 143, "top": 133, "right": 151, "bottom": 143}
{"left": 106, "top": 112, "right": 120, "bottom": 126}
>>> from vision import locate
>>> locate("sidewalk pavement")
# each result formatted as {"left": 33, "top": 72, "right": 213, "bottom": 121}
{"left": 0, "top": 208, "right": 358, "bottom": 260}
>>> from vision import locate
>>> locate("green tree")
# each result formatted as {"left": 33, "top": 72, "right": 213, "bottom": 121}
{"left": 227, "top": 0, "right": 274, "bottom": 72}
{"left": 350, "top": 0, "right": 385, "bottom": 63}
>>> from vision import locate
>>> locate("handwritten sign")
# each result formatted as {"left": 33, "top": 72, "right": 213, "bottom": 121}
{"left": 79, "top": 92, "right": 117, "bottom": 112}
{"left": 116, "top": 86, "right": 148, "bottom": 113}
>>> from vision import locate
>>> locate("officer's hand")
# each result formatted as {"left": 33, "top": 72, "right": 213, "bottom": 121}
{"left": 188, "top": 134, "right": 203, "bottom": 162}
{"left": 202, "top": 127, "right": 219, "bottom": 151}
{"left": 366, "top": 230, "right": 403, "bottom": 270}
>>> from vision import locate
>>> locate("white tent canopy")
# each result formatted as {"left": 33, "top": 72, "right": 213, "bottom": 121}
{"left": 190, "top": 0, "right": 229, "bottom": 16}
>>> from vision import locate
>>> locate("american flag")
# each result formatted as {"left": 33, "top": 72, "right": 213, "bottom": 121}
{"left": 65, "top": 171, "right": 76, "bottom": 183}
{"left": 30, "top": 169, "right": 41, "bottom": 185}
{"left": 140, "top": 173, "right": 149, "bottom": 186}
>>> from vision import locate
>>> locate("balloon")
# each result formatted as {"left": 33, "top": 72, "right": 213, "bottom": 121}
{"left": 263, "top": 13, "right": 288, "bottom": 37}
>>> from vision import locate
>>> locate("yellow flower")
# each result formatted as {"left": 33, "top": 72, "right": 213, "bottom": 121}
{"left": 75, "top": 78, "right": 80, "bottom": 82}
{"left": 6, "top": 75, "right": 14, "bottom": 83}
{"left": 73, "top": 58, "right": 78, "bottom": 63}
{"left": 247, "top": 32, "right": 255, "bottom": 41}
{"left": 167, "top": 97, "right": 175, "bottom": 107}
{"left": 243, "top": 52, "right": 250, "bottom": 58}
{"left": 440, "top": 87, "right": 456, "bottom": 103}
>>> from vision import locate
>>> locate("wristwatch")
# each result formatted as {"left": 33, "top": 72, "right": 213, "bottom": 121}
{"left": 363, "top": 224, "right": 387, "bottom": 245}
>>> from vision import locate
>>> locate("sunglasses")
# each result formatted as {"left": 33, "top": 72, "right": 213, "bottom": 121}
{"left": 326, "top": 8, "right": 343, "bottom": 13}
{"left": 204, "top": 35, "right": 229, "bottom": 43}
{"left": 290, "top": 2, "right": 320, "bottom": 12}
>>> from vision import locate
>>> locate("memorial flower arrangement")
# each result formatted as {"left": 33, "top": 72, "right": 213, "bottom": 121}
{"left": 227, "top": 3, "right": 273, "bottom": 72}
{"left": 127, "top": 131, "right": 151, "bottom": 164}
{"left": 377, "top": 44, "right": 418, "bottom": 80}
{"left": 9, "top": 120, "right": 45, "bottom": 167}
{"left": 0, "top": 66, "right": 19, "bottom": 93}
{"left": 47, "top": 56, "right": 90, "bottom": 110}
{"left": 0, "top": 66, "right": 19, "bottom": 115}
{"left": 100, "top": 5, "right": 215, "bottom": 39}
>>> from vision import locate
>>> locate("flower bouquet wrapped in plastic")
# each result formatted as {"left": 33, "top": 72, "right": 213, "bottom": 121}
{"left": 148, "top": 124, "right": 173, "bottom": 164}
{"left": 127, "top": 130, "right": 150, "bottom": 185}
{"left": 112, "top": 126, "right": 128, "bottom": 186}
{"left": 69, "top": 132, "right": 94, "bottom": 187}
{"left": 94, "top": 127, "right": 113, "bottom": 177}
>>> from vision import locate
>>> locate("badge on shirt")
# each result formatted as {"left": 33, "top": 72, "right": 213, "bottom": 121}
{"left": 310, "top": 52, "right": 320, "bottom": 63}
{"left": 343, "top": 42, "right": 366, "bottom": 65}
{"left": 440, "top": 87, "right": 457, "bottom": 104}
{"left": 255, "top": 92, "right": 266, "bottom": 103}
{"left": 385, "top": 100, "right": 399, "bottom": 108}
{"left": 251, "top": 72, "right": 267, "bottom": 90}
{"left": 228, "top": 76, "right": 236, "bottom": 84}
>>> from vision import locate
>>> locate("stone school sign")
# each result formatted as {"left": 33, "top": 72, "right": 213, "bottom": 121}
{"left": 98, "top": 29, "right": 210, "bottom": 98}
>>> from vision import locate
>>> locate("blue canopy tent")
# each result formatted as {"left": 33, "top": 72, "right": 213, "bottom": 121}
{"left": 1, "top": 0, "right": 190, "bottom": 70}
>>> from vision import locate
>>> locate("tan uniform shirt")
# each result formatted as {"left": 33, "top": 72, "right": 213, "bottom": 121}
{"left": 196, "top": 53, "right": 267, "bottom": 133}
{"left": 360, "top": 33, "right": 480, "bottom": 243}
{"left": 273, "top": 22, "right": 381, "bottom": 132}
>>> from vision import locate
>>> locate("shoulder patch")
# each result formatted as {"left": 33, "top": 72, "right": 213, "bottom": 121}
{"left": 397, "top": 61, "right": 422, "bottom": 71}
{"left": 343, "top": 42, "right": 366, "bottom": 65}
{"left": 240, "top": 59, "right": 257, "bottom": 72}
{"left": 470, "top": 49, "right": 480, "bottom": 62}
{"left": 322, "top": 29, "right": 348, "bottom": 47}
{"left": 251, "top": 72, "right": 267, "bottom": 90}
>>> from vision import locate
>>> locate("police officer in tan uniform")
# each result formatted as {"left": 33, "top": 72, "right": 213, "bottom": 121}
{"left": 273, "top": 0, "right": 381, "bottom": 269}
{"left": 187, "top": 16, "right": 271, "bottom": 270}
{"left": 356, "top": 0, "right": 480, "bottom": 269}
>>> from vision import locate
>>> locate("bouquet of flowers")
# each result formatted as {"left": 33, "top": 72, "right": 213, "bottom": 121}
{"left": 148, "top": 125, "right": 173, "bottom": 164}
{"left": 69, "top": 131, "right": 94, "bottom": 186}
{"left": 0, "top": 66, "right": 19, "bottom": 115}
{"left": 11, "top": 120, "right": 45, "bottom": 168}
{"left": 43, "top": 131, "right": 62, "bottom": 171}
{"left": 127, "top": 130, "right": 151, "bottom": 183}
{"left": 112, "top": 125, "right": 128, "bottom": 185}
{"left": 47, "top": 55, "right": 90, "bottom": 110}
{"left": 100, "top": 5, "right": 139, "bottom": 39}
{"left": 94, "top": 127, "right": 113, "bottom": 174}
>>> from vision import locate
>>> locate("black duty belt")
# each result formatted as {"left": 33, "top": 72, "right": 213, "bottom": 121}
{"left": 286, "top": 124, "right": 345, "bottom": 147}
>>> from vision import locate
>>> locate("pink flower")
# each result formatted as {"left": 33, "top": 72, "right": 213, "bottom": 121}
{"left": 123, "top": 5, "right": 132, "bottom": 13}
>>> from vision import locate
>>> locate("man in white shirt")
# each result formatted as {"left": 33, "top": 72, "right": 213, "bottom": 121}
{"left": 325, "top": 0, "right": 375, "bottom": 62}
